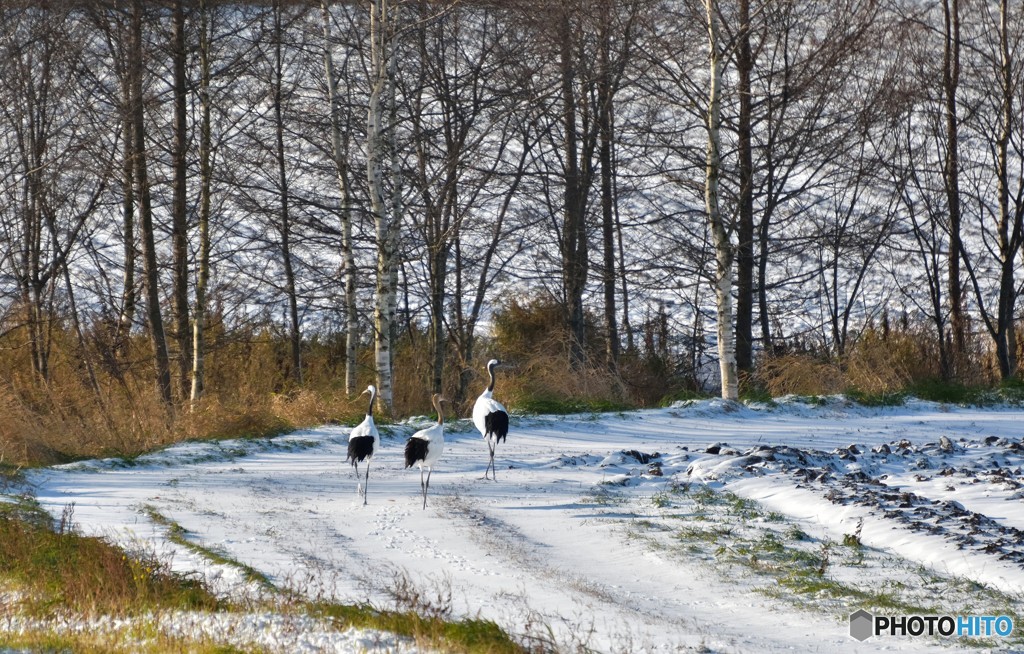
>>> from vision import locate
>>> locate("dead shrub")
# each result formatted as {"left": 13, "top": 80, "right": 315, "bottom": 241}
{"left": 844, "top": 324, "right": 942, "bottom": 394}
{"left": 756, "top": 354, "right": 845, "bottom": 397}
{"left": 757, "top": 318, "right": 949, "bottom": 397}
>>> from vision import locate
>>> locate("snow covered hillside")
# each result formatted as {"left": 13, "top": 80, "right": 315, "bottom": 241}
{"left": 10, "top": 398, "right": 1024, "bottom": 652}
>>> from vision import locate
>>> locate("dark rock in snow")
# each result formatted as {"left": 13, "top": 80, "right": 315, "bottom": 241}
{"left": 623, "top": 450, "right": 658, "bottom": 464}
{"left": 732, "top": 455, "right": 764, "bottom": 468}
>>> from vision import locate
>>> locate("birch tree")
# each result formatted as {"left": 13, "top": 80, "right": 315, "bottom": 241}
{"left": 367, "top": 0, "right": 402, "bottom": 413}
{"left": 704, "top": 0, "right": 738, "bottom": 400}
{"left": 190, "top": 0, "right": 214, "bottom": 405}
{"left": 321, "top": 0, "right": 359, "bottom": 396}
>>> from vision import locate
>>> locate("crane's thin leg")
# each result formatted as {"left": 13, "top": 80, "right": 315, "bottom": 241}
{"left": 481, "top": 439, "right": 495, "bottom": 480}
{"left": 423, "top": 468, "right": 432, "bottom": 509}
{"left": 354, "top": 462, "right": 362, "bottom": 497}
{"left": 489, "top": 441, "right": 497, "bottom": 481}
{"left": 420, "top": 467, "right": 426, "bottom": 509}
{"left": 363, "top": 461, "right": 370, "bottom": 506}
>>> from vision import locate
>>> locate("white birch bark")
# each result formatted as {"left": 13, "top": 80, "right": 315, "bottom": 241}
{"left": 705, "top": 0, "right": 738, "bottom": 401}
{"left": 367, "top": 0, "right": 399, "bottom": 414}
{"left": 321, "top": 0, "right": 358, "bottom": 396}
{"left": 191, "top": 0, "right": 212, "bottom": 406}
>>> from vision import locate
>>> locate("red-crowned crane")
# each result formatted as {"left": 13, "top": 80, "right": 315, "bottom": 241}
{"left": 473, "top": 359, "right": 509, "bottom": 480}
{"left": 404, "top": 394, "right": 449, "bottom": 510}
{"left": 346, "top": 385, "right": 379, "bottom": 505}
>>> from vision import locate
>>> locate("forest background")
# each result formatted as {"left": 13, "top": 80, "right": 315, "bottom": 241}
{"left": 3, "top": 0, "right": 1024, "bottom": 468}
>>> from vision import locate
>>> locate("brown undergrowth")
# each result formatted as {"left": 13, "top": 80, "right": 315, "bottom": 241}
{"left": 0, "top": 304, "right": 1015, "bottom": 469}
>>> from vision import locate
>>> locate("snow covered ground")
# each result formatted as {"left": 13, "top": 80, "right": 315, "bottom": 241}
{"left": 7, "top": 397, "right": 1024, "bottom": 652}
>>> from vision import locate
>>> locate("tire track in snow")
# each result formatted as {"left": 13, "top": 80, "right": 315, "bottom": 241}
{"left": 435, "top": 491, "right": 698, "bottom": 649}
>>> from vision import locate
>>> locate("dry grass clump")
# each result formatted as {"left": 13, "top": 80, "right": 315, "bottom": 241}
{"left": 487, "top": 296, "right": 633, "bottom": 412}
{"left": 0, "top": 325, "right": 373, "bottom": 468}
{"left": 756, "top": 354, "right": 846, "bottom": 397}
{"left": 0, "top": 379, "right": 175, "bottom": 466}
{"left": 756, "top": 320, "right": 947, "bottom": 397}
{"left": 845, "top": 330, "right": 918, "bottom": 394}
{"left": 498, "top": 355, "right": 627, "bottom": 412}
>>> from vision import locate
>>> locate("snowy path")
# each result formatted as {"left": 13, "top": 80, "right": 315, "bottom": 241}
{"left": 16, "top": 398, "right": 1024, "bottom": 652}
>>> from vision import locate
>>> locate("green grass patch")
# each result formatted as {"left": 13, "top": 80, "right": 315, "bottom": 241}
{"left": 658, "top": 388, "right": 710, "bottom": 406}
{"left": 0, "top": 500, "right": 220, "bottom": 617}
{"left": 677, "top": 525, "right": 733, "bottom": 543}
{"left": 844, "top": 389, "right": 907, "bottom": 407}
{"left": 311, "top": 602, "right": 523, "bottom": 654}
{"left": 141, "top": 506, "right": 275, "bottom": 591}
{"left": 0, "top": 628, "right": 258, "bottom": 654}
{"left": 905, "top": 379, "right": 992, "bottom": 405}
{"left": 996, "top": 376, "right": 1024, "bottom": 397}
{"left": 739, "top": 385, "right": 776, "bottom": 405}
{"left": 512, "top": 396, "right": 634, "bottom": 415}
{"left": 1, "top": 501, "right": 522, "bottom": 653}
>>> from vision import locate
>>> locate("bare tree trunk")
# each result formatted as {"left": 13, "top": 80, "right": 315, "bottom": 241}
{"left": 272, "top": 0, "right": 302, "bottom": 385}
{"left": 321, "top": 0, "right": 358, "bottom": 396}
{"left": 428, "top": 224, "right": 448, "bottom": 395}
{"left": 191, "top": 0, "right": 213, "bottom": 406}
{"left": 131, "top": 0, "right": 173, "bottom": 409}
{"left": 415, "top": 11, "right": 448, "bottom": 398}
{"left": 558, "top": 6, "right": 590, "bottom": 369}
{"left": 957, "top": 0, "right": 1022, "bottom": 381}
{"left": 734, "top": 0, "right": 754, "bottom": 374}
{"left": 19, "top": 110, "right": 48, "bottom": 382}
{"left": 616, "top": 198, "right": 633, "bottom": 353}
{"left": 705, "top": 0, "right": 738, "bottom": 401}
{"left": 994, "top": 0, "right": 1017, "bottom": 379}
{"left": 171, "top": 0, "right": 191, "bottom": 400}
{"left": 386, "top": 10, "right": 402, "bottom": 383}
{"left": 942, "top": 0, "right": 966, "bottom": 377}
{"left": 597, "top": 0, "right": 619, "bottom": 373}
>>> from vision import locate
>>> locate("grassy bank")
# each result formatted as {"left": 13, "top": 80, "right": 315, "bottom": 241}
{"left": 0, "top": 479, "right": 521, "bottom": 653}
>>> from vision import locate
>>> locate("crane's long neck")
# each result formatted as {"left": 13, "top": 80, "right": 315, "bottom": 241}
{"left": 366, "top": 388, "right": 376, "bottom": 417}
{"left": 434, "top": 396, "right": 444, "bottom": 426}
{"left": 487, "top": 363, "right": 497, "bottom": 393}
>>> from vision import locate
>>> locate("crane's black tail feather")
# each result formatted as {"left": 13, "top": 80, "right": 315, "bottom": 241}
{"left": 485, "top": 410, "right": 510, "bottom": 444}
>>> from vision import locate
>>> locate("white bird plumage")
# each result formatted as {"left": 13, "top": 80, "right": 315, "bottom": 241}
{"left": 473, "top": 359, "right": 509, "bottom": 480}
{"left": 405, "top": 393, "right": 448, "bottom": 509}
{"left": 347, "top": 385, "right": 380, "bottom": 505}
